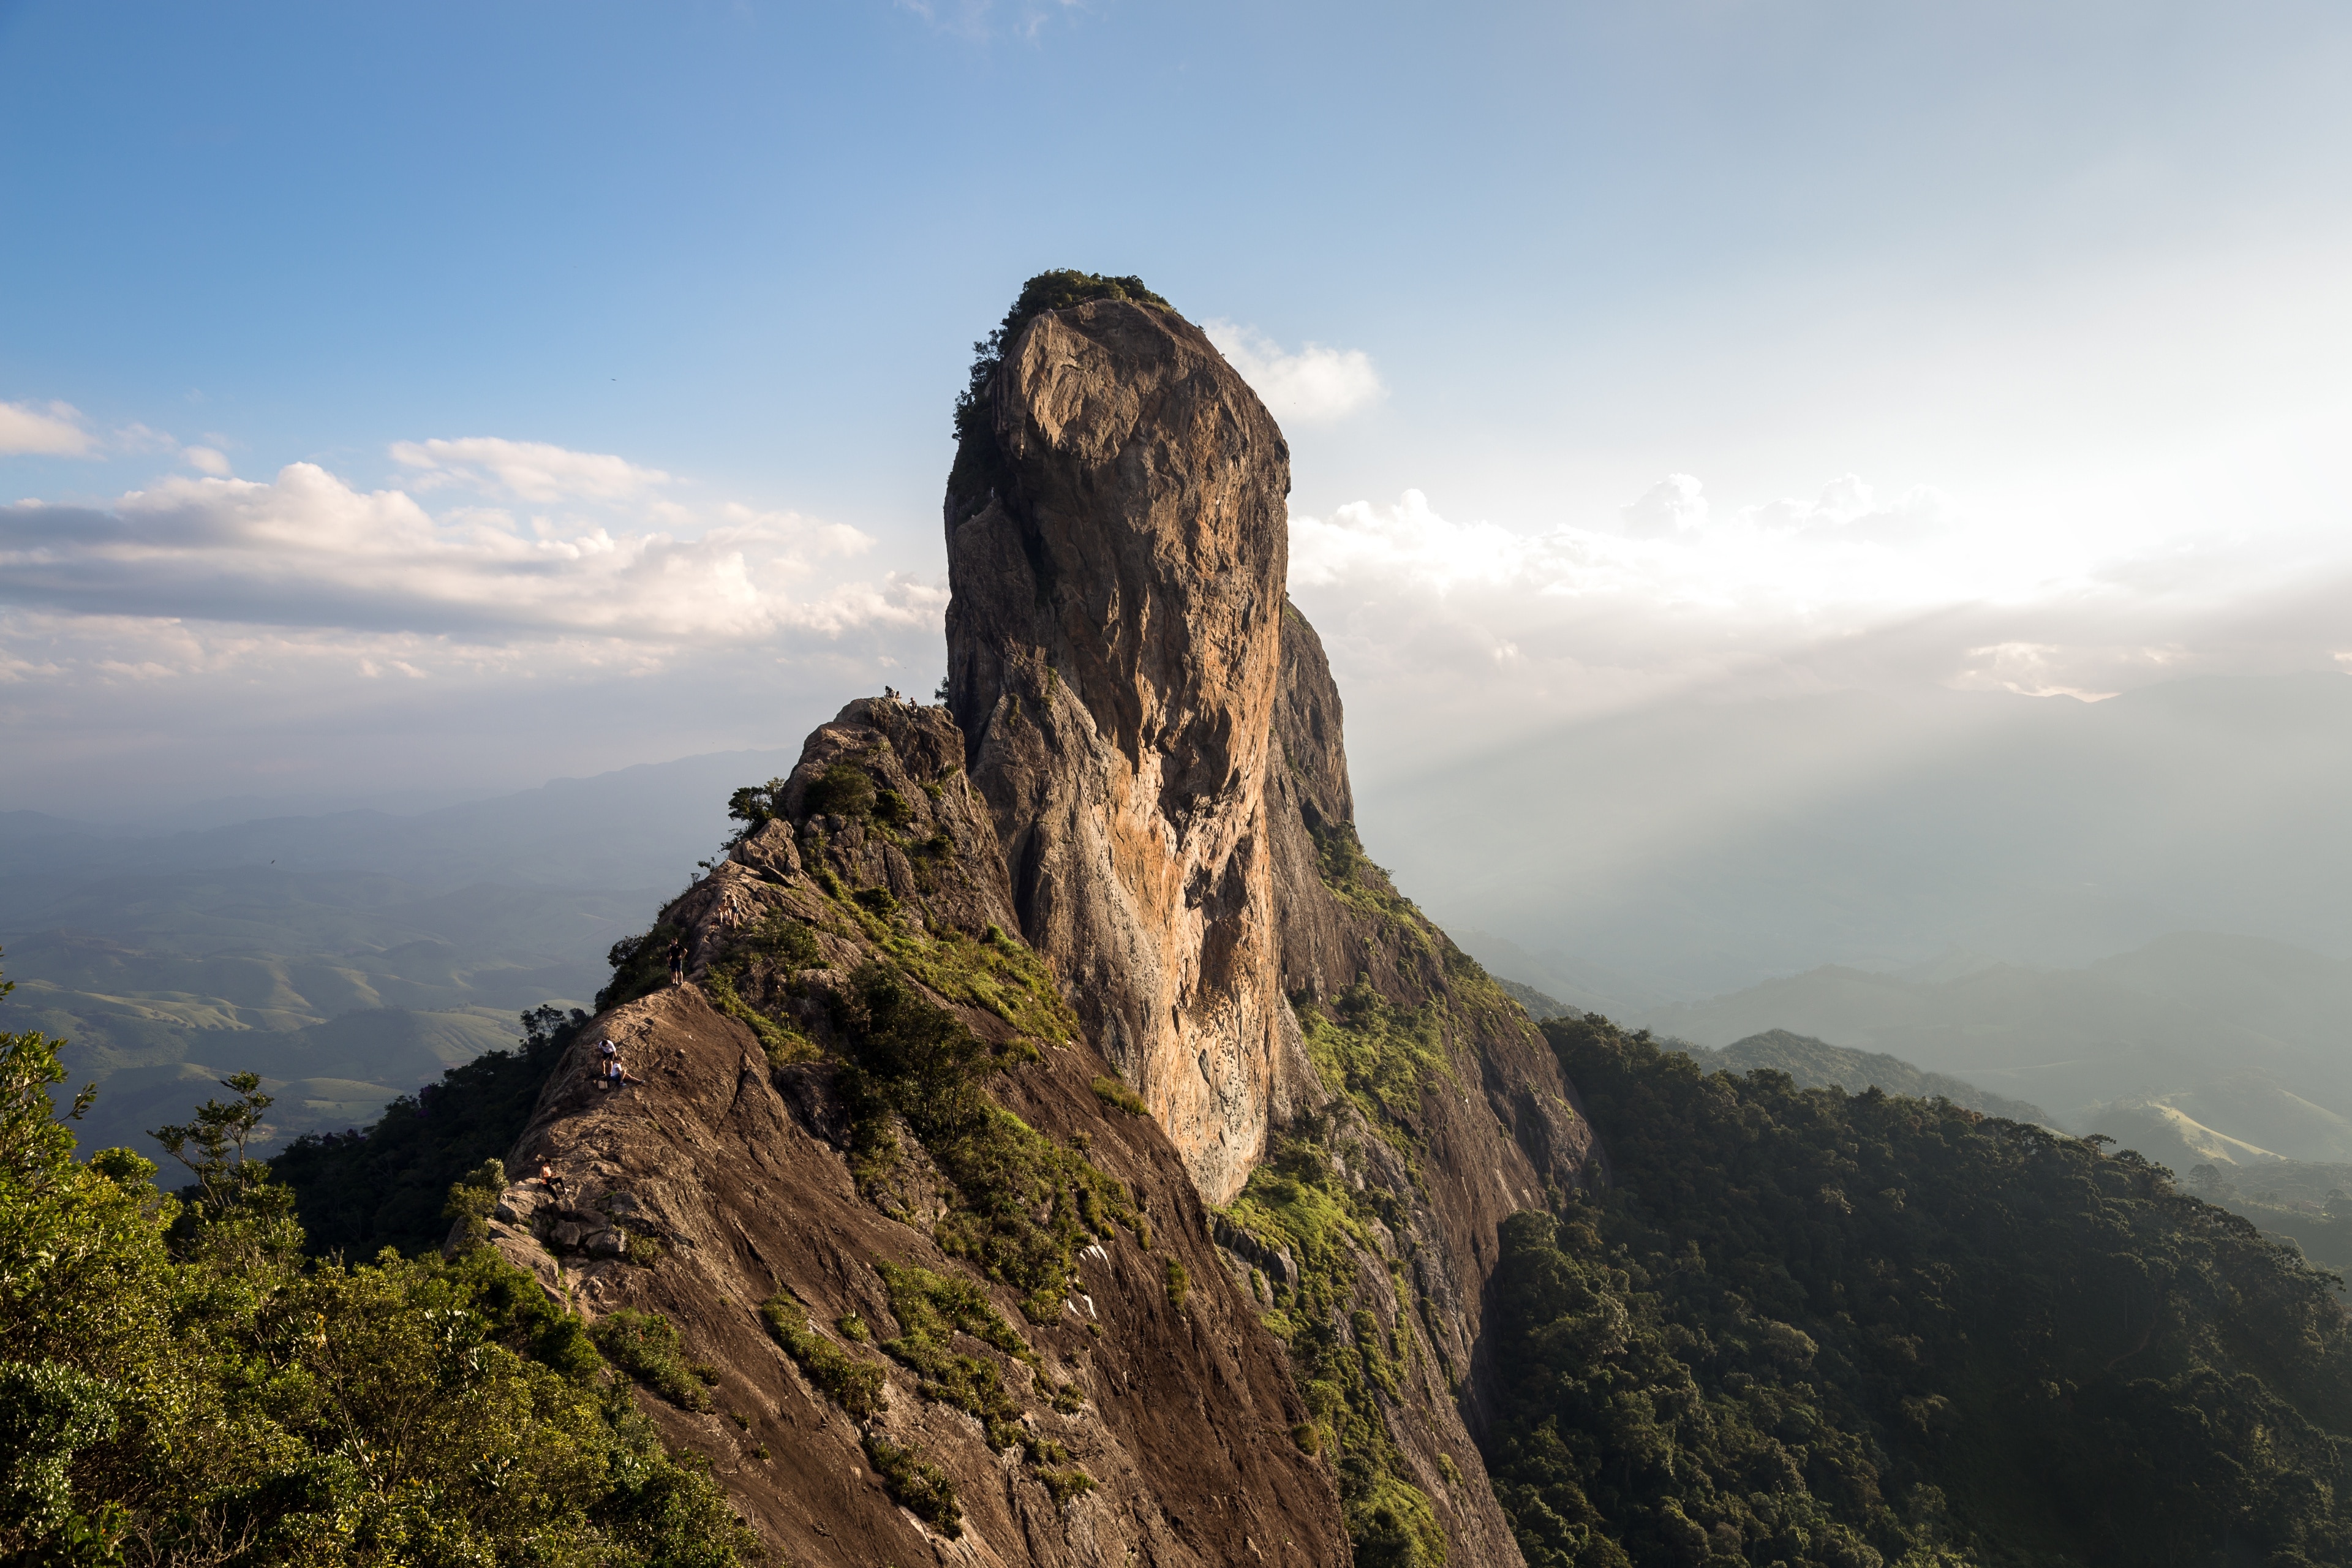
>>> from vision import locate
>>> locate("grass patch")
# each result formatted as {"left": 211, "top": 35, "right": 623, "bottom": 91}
{"left": 873, "top": 921, "right": 1079, "bottom": 1050}
{"left": 1296, "top": 980, "right": 1452, "bottom": 1134}
{"left": 1163, "top": 1256, "right": 1189, "bottom": 1310}
{"left": 863, "top": 1433, "right": 961, "bottom": 1537}
{"left": 875, "top": 1262, "right": 1035, "bottom": 1452}
{"left": 1090, "top": 1075, "right": 1148, "bottom": 1117}
{"left": 874, "top": 1262, "right": 1096, "bottom": 1502}
{"left": 704, "top": 912, "right": 823, "bottom": 1067}
{"left": 591, "top": 1309, "right": 715, "bottom": 1412}
{"left": 758, "top": 1292, "right": 888, "bottom": 1419}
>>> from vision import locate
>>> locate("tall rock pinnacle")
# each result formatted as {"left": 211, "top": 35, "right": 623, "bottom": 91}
{"left": 944, "top": 285, "right": 1320, "bottom": 1203}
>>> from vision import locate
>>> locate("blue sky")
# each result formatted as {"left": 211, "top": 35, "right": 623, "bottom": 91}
{"left": 4, "top": 0, "right": 2349, "bottom": 816}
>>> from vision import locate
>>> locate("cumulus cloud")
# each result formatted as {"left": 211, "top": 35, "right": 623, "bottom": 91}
{"left": 1621, "top": 474, "right": 1710, "bottom": 537}
{"left": 183, "top": 446, "right": 232, "bottom": 477}
{"left": 1202, "top": 322, "right": 1384, "bottom": 425}
{"left": 0, "top": 435, "right": 959, "bottom": 812}
{"left": 0, "top": 400, "right": 96, "bottom": 457}
{"left": 0, "top": 457, "right": 941, "bottom": 644}
{"left": 390, "top": 436, "right": 673, "bottom": 503}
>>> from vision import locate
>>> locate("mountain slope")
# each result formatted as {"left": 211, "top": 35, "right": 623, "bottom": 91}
{"left": 475, "top": 698, "right": 1344, "bottom": 1564}
{"left": 1489, "top": 1014, "right": 2352, "bottom": 1567}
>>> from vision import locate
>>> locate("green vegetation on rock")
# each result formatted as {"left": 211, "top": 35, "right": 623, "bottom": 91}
{"left": 862, "top": 1432, "right": 962, "bottom": 1537}
{"left": 1224, "top": 1136, "right": 1445, "bottom": 1568}
{"left": 833, "top": 962, "right": 1142, "bottom": 1323}
{"left": 1091, "top": 1074, "right": 1148, "bottom": 1117}
{"left": 949, "top": 270, "right": 1172, "bottom": 503}
{"left": 1208, "top": 820, "right": 1504, "bottom": 1568}
{"left": 591, "top": 1308, "right": 720, "bottom": 1413}
{"left": 759, "top": 1291, "right": 887, "bottom": 1417}
{"left": 872, "top": 1261, "right": 1093, "bottom": 1498}
{"left": 1298, "top": 979, "right": 1452, "bottom": 1131}
{"left": 1483, "top": 1012, "right": 2352, "bottom": 1568}
{"left": 706, "top": 911, "right": 823, "bottom": 1066}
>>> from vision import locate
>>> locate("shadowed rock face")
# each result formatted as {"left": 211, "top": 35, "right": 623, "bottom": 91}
{"left": 945, "top": 298, "right": 1317, "bottom": 1204}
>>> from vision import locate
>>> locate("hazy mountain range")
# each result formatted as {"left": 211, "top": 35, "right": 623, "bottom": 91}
{"left": 0, "top": 747, "right": 791, "bottom": 1158}
{"left": 1388, "top": 671, "right": 2352, "bottom": 1003}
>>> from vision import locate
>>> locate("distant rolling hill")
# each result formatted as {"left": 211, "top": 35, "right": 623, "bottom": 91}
{"left": 1632, "top": 930, "right": 2352, "bottom": 1125}
{"left": 0, "top": 745, "right": 801, "bottom": 1159}
{"left": 1379, "top": 672, "right": 2352, "bottom": 1002}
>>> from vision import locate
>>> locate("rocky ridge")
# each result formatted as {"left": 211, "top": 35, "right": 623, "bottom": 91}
{"left": 483, "top": 698, "right": 1343, "bottom": 1567}
{"left": 466, "top": 278, "right": 1602, "bottom": 1568}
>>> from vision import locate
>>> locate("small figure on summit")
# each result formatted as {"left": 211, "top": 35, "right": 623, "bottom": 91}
{"left": 666, "top": 938, "right": 686, "bottom": 987}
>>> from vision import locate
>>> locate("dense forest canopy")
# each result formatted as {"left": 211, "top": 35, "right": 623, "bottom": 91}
{"left": 1484, "top": 1014, "right": 2352, "bottom": 1568}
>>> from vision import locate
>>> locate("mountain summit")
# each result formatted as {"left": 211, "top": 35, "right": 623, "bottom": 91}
{"left": 444, "top": 274, "right": 1596, "bottom": 1566}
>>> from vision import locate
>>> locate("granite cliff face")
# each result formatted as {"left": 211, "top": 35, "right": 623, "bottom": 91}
{"left": 469, "top": 276, "right": 1603, "bottom": 1568}
{"left": 945, "top": 297, "right": 1316, "bottom": 1207}
{"left": 481, "top": 699, "right": 1344, "bottom": 1568}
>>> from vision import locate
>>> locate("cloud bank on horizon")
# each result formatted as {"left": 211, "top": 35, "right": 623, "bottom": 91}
{"left": 0, "top": 438, "right": 949, "bottom": 815}
{"left": 6, "top": 384, "right": 2346, "bottom": 818}
{"left": 1289, "top": 470, "right": 2352, "bottom": 780}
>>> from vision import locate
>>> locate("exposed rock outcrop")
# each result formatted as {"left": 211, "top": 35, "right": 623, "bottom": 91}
{"left": 1237, "top": 598, "right": 1600, "bottom": 1566}
{"left": 945, "top": 298, "right": 1317, "bottom": 1206}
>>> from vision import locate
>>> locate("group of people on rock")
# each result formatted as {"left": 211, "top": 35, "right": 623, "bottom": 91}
{"left": 596, "top": 1037, "right": 644, "bottom": 1091}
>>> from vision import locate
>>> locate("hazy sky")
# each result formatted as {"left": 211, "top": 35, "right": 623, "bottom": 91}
{"left": 4, "top": 0, "right": 2348, "bottom": 816}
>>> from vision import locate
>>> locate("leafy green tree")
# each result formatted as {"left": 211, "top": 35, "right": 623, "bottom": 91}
{"left": 0, "top": 959, "right": 752, "bottom": 1566}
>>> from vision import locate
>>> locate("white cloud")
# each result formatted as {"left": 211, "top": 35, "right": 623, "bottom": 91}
{"left": 1742, "top": 474, "right": 1959, "bottom": 540}
{"left": 115, "top": 423, "right": 181, "bottom": 454}
{"left": 184, "top": 446, "right": 232, "bottom": 477}
{"left": 1201, "top": 321, "right": 1384, "bottom": 425}
{"left": 0, "top": 458, "right": 942, "bottom": 645}
{"left": 390, "top": 436, "right": 673, "bottom": 503}
{"left": 1286, "top": 477, "right": 2352, "bottom": 783}
{"left": 1621, "top": 474, "right": 1710, "bottom": 537}
{"left": 0, "top": 401, "right": 96, "bottom": 458}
